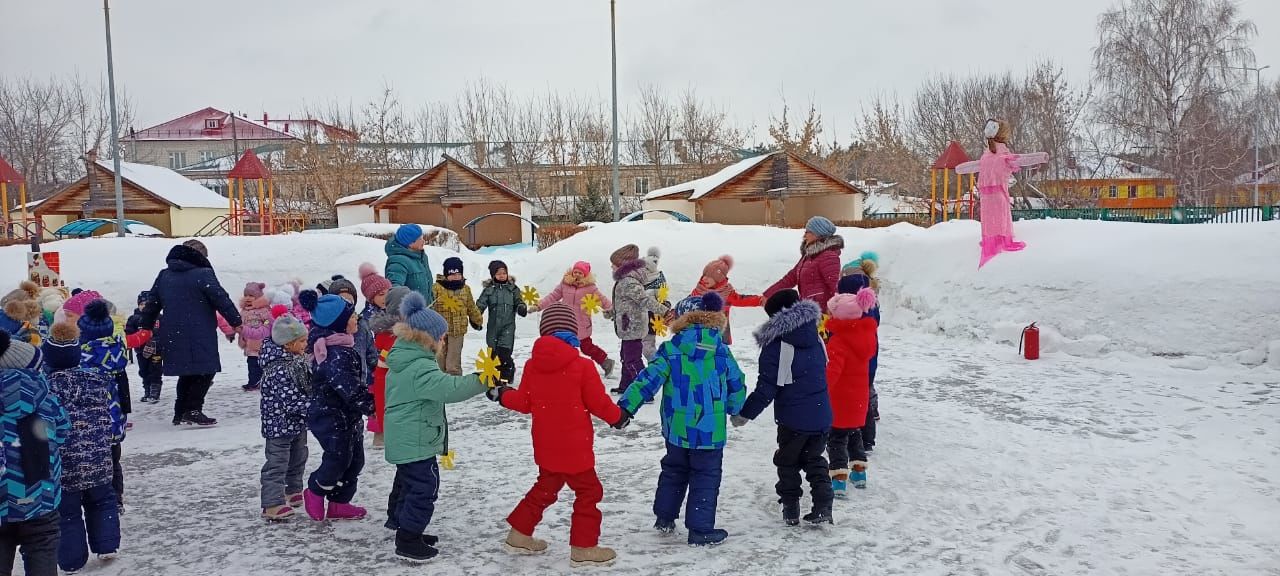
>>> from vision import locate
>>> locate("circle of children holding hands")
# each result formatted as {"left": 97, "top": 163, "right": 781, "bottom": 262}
{"left": 0, "top": 217, "right": 885, "bottom": 573}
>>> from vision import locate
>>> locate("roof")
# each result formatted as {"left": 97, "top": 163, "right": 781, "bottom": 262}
{"left": 0, "top": 155, "right": 23, "bottom": 184}
{"left": 96, "top": 159, "right": 230, "bottom": 209}
{"left": 335, "top": 180, "right": 412, "bottom": 206}
{"left": 227, "top": 150, "right": 272, "bottom": 180}
{"left": 371, "top": 155, "right": 531, "bottom": 207}
{"left": 259, "top": 118, "right": 357, "bottom": 144}
{"left": 124, "top": 108, "right": 353, "bottom": 144}
{"left": 643, "top": 153, "right": 774, "bottom": 200}
{"left": 1234, "top": 162, "right": 1280, "bottom": 186}
{"left": 932, "top": 141, "right": 972, "bottom": 170}
{"left": 1064, "top": 153, "right": 1171, "bottom": 181}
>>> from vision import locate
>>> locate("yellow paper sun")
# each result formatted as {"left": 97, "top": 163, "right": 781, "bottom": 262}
{"left": 650, "top": 315, "right": 669, "bottom": 337}
{"left": 657, "top": 283, "right": 669, "bottom": 303}
{"left": 818, "top": 313, "right": 831, "bottom": 339}
{"left": 475, "top": 347, "right": 502, "bottom": 388}
{"left": 440, "top": 449, "right": 457, "bottom": 470}
{"left": 438, "top": 294, "right": 463, "bottom": 315}
{"left": 580, "top": 293, "right": 603, "bottom": 316}
{"left": 520, "top": 285, "right": 541, "bottom": 307}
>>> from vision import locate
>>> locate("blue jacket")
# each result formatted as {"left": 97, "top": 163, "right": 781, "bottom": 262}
{"left": 307, "top": 328, "right": 374, "bottom": 444}
{"left": 45, "top": 368, "right": 113, "bottom": 492}
{"left": 260, "top": 338, "right": 311, "bottom": 439}
{"left": 619, "top": 311, "right": 746, "bottom": 450}
{"left": 1, "top": 368, "right": 70, "bottom": 523}
{"left": 137, "top": 244, "right": 242, "bottom": 376}
{"left": 740, "top": 300, "right": 833, "bottom": 433}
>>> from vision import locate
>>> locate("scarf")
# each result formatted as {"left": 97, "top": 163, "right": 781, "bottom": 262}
{"left": 694, "top": 279, "right": 736, "bottom": 302}
{"left": 439, "top": 278, "right": 466, "bottom": 291}
{"left": 312, "top": 332, "right": 355, "bottom": 364}
{"left": 551, "top": 330, "right": 580, "bottom": 348}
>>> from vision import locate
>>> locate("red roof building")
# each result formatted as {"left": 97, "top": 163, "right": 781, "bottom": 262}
{"left": 122, "top": 108, "right": 355, "bottom": 170}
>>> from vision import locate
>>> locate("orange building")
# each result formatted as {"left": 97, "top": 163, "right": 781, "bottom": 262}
{"left": 1037, "top": 153, "right": 1177, "bottom": 209}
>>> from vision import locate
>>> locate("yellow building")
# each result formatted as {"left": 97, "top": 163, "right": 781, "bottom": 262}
{"left": 1038, "top": 154, "right": 1177, "bottom": 209}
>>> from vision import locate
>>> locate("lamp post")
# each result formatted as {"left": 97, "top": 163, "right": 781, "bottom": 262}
{"left": 1226, "top": 63, "right": 1270, "bottom": 206}
{"left": 103, "top": 0, "right": 126, "bottom": 234}
{"left": 609, "top": 0, "right": 621, "bottom": 221}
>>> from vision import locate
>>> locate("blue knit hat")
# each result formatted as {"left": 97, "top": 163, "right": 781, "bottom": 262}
{"left": 400, "top": 291, "right": 448, "bottom": 340}
{"left": 805, "top": 216, "right": 837, "bottom": 238}
{"left": 838, "top": 273, "right": 870, "bottom": 295}
{"left": 41, "top": 322, "right": 81, "bottom": 373}
{"left": 675, "top": 292, "right": 724, "bottom": 317}
{"left": 77, "top": 299, "right": 115, "bottom": 342}
{"left": 299, "top": 289, "right": 355, "bottom": 331}
{"left": 395, "top": 223, "right": 424, "bottom": 248}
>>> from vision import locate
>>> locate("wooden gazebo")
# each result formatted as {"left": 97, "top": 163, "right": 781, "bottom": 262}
{"left": 370, "top": 155, "right": 533, "bottom": 247}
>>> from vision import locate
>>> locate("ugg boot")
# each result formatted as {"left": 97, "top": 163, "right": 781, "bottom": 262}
{"left": 852, "top": 461, "right": 868, "bottom": 489}
{"left": 831, "top": 470, "right": 849, "bottom": 499}
{"left": 327, "top": 501, "right": 368, "bottom": 520}
{"left": 570, "top": 545, "right": 617, "bottom": 567}
{"left": 504, "top": 528, "right": 548, "bottom": 555}
{"left": 262, "top": 505, "right": 295, "bottom": 521}
{"left": 302, "top": 489, "right": 326, "bottom": 521}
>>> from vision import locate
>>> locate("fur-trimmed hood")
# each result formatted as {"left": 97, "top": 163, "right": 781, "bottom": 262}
{"left": 165, "top": 244, "right": 213, "bottom": 271}
{"left": 670, "top": 309, "right": 727, "bottom": 334}
{"left": 754, "top": 300, "right": 823, "bottom": 347}
{"left": 561, "top": 270, "right": 597, "bottom": 288}
{"left": 612, "top": 258, "right": 647, "bottom": 282}
{"left": 802, "top": 234, "right": 844, "bottom": 259}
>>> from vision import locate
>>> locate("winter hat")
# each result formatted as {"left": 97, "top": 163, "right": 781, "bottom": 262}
{"left": 1, "top": 281, "right": 39, "bottom": 307}
{"left": 838, "top": 273, "right": 870, "bottom": 295}
{"left": 764, "top": 289, "right": 801, "bottom": 317}
{"left": 182, "top": 239, "right": 208, "bottom": 257}
{"left": 443, "top": 257, "right": 464, "bottom": 276}
{"left": 572, "top": 261, "right": 591, "bottom": 277}
{"left": 63, "top": 289, "right": 103, "bottom": 317}
{"left": 394, "top": 223, "right": 424, "bottom": 248}
{"left": 328, "top": 275, "right": 358, "bottom": 302}
{"left": 269, "top": 286, "right": 294, "bottom": 308}
{"left": 271, "top": 314, "right": 308, "bottom": 346}
{"left": 2, "top": 281, "right": 41, "bottom": 324}
{"left": 805, "top": 216, "right": 837, "bottom": 238}
{"left": 300, "top": 289, "right": 355, "bottom": 331}
{"left": 645, "top": 246, "right": 661, "bottom": 267}
{"left": 315, "top": 279, "right": 333, "bottom": 295}
{"left": 40, "top": 288, "right": 67, "bottom": 315}
{"left": 400, "top": 292, "right": 448, "bottom": 340}
{"left": 385, "top": 286, "right": 412, "bottom": 319}
{"left": 270, "top": 304, "right": 289, "bottom": 319}
{"left": 243, "top": 282, "right": 266, "bottom": 298}
{"left": 701, "top": 255, "right": 734, "bottom": 286}
{"left": 488, "top": 260, "right": 508, "bottom": 279}
{"left": 358, "top": 262, "right": 392, "bottom": 302}
{"left": 41, "top": 322, "right": 82, "bottom": 372}
{"left": 675, "top": 292, "right": 725, "bottom": 317}
{"left": 828, "top": 288, "right": 877, "bottom": 320}
{"left": 0, "top": 331, "right": 41, "bottom": 370}
{"left": 136, "top": 290, "right": 151, "bottom": 305}
{"left": 610, "top": 244, "right": 640, "bottom": 267}
{"left": 538, "top": 302, "right": 578, "bottom": 337}
{"left": 77, "top": 300, "right": 115, "bottom": 342}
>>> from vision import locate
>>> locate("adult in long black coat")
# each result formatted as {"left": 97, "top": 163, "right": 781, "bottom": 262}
{"left": 138, "top": 240, "right": 242, "bottom": 426}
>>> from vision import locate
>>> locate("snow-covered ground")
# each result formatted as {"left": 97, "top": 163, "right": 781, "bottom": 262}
{"left": 4, "top": 219, "right": 1278, "bottom": 575}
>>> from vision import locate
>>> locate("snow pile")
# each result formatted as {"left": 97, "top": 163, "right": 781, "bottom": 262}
{"left": 302, "top": 223, "right": 460, "bottom": 250}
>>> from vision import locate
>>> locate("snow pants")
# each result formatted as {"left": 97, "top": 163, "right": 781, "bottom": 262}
{"left": 619, "top": 339, "right": 644, "bottom": 390}
{"left": 508, "top": 467, "right": 604, "bottom": 548}
{"left": 308, "top": 427, "right": 364, "bottom": 504}
{"left": 654, "top": 442, "right": 723, "bottom": 538}
{"left": 56, "top": 484, "right": 119, "bottom": 573}
{"left": 138, "top": 355, "right": 162, "bottom": 399}
{"left": 246, "top": 356, "right": 263, "bottom": 389}
{"left": 173, "top": 373, "right": 214, "bottom": 421}
{"left": 0, "top": 511, "right": 59, "bottom": 576}
{"left": 394, "top": 458, "right": 440, "bottom": 535}
{"left": 579, "top": 337, "right": 610, "bottom": 368}
{"left": 495, "top": 346, "right": 515, "bottom": 385}
{"left": 774, "top": 426, "right": 834, "bottom": 508}
{"left": 827, "top": 427, "right": 866, "bottom": 472}
{"left": 261, "top": 433, "right": 308, "bottom": 508}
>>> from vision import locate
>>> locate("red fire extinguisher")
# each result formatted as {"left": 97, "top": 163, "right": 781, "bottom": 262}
{"left": 1020, "top": 323, "right": 1040, "bottom": 360}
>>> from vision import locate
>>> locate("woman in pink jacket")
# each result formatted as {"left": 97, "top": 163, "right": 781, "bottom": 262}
{"left": 538, "top": 261, "right": 616, "bottom": 376}
{"left": 955, "top": 119, "right": 1048, "bottom": 267}
{"left": 765, "top": 216, "right": 844, "bottom": 314}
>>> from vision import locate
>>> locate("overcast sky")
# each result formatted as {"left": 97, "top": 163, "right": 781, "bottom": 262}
{"left": 5, "top": 0, "right": 1279, "bottom": 142}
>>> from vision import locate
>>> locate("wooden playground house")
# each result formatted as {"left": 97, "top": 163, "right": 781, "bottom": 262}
{"left": 0, "top": 155, "right": 34, "bottom": 240}
{"left": 931, "top": 141, "right": 975, "bottom": 222}
{"left": 223, "top": 150, "right": 308, "bottom": 235}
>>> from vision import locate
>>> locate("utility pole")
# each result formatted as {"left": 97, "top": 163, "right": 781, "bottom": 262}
{"left": 103, "top": 0, "right": 126, "bottom": 234}
{"left": 609, "top": 0, "right": 621, "bottom": 221}
{"left": 1226, "top": 62, "right": 1271, "bottom": 206}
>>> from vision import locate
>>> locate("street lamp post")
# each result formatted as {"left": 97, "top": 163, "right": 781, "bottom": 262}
{"left": 103, "top": 0, "right": 126, "bottom": 234}
{"left": 609, "top": 0, "right": 621, "bottom": 221}
{"left": 1227, "top": 63, "right": 1271, "bottom": 206}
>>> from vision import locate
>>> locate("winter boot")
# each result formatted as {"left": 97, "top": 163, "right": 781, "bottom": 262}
{"left": 601, "top": 358, "right": 616, "bottom": 378}
{"left": 372, "top": 432, "right": 385, "bottom": 449}
{"left": 262, "top": 505, "right": 295, "bottom": 521}
{"left": 182, "top": 410, "right": 217, "bottom": 426}
{"left": 687, "top": 529, "right": 729, "bottom": 547}
{"left": 286, "top": 492, "right": 304, "bottom": 508}
{"left": 504, "top": 528, "right": 548, "bottom": 555}
{"left": 570, "top": 546, "right": 617, "bottom": 567}
{"left": 327, "top": 501, "right": 368, "bottom": 520}
{"left": 804, "top": 507, "right": 834, "bottom": 525}
{"left": 395, "top": 529, "right": 439, "bottom": 563}
{"left": 98, "top": 551, "right": 118, "bottom": 561}
{"left": 302, "top": 489, "right": 326, "bottom": 521}
{"left": 831, "top": 470, "right": 849, "bottom": 499}
{"left": 654, "top": 518, "right": 676, "bottom": 535}
{"left": 781, "top": 499, "right": 801, "bottom": 527}
{"left": 242, "top": 383, "right": 260, "bottom": 392}
{"left": 851, "top": 461, "right": 868, "bottom": 489}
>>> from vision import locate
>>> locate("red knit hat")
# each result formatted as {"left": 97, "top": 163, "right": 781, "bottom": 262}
{"left": 701, "top": 255, "right": 733, "bottom": 286}
{"left": 358, "top": 262, "right": 392, "bottom": 302}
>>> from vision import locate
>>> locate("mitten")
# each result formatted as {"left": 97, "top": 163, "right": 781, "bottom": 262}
{"left": 486, "top": 385, "right": 510, "bottom": 403}
{"left": 612, "top": 411, "right": 632, "bottom": 430}
{"left": 730, "top": 415, "right": 750, "bottom": 428}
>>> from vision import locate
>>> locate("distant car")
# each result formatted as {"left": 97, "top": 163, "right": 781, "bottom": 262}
{"left": 53, "top": 218, "right": 167, "bottom": 239}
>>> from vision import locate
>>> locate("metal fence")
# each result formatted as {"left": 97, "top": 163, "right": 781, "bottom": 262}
{"left": 866, "top": 206, "right": 1279, "bottom": 225}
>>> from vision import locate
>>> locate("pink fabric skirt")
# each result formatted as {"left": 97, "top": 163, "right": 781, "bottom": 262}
{"left": 978, "top": 185, "right": 1024, "bottom": 267}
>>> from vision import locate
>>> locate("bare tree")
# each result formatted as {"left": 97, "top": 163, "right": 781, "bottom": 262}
{"left": 627, "top": 85, "right": 677, "bottom": 179}
{"left": 361, "top": 84, "right": 413, "bottom": 183}
{"left": 853, "top": 96, "right": 930, "bottom": 194}
{"left": 769, "top": 96, "right": 825, "bottom": 161}
{"left": 675, "top": 88, "right": 741, "bottom": 166}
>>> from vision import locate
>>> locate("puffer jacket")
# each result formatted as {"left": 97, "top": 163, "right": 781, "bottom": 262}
{"left": 691, "top": 279, "right": 763, "bottom": 345}
{"left": 137, "top": 244, "right": 242, "bottom": 376}
{"left": 260, "top": 337, "right": 311, "bottom": 439}
{"left": 740, "top": 300, "right": 832, "bottom": 433}
{"left": 384, "top": 238, "right": 434, "bottom": 302}
{"left": 477, "top": 278, "right": 528, "bottom": 349}
{"left": 355, "top": 303, "right": 382, "bottom": 386}
{"left": 306, "top": 328, "right": 373, "bottom": 445}
{"left": 430, "top": 276, "right": 483, "bottom": 337}
{"left": 229, "top": 296, "right": 272, "bottom": 357}
{"left": 611, "top": 259, "right": 669, "bottom": 341}
{"left": 0, "top": 368, "right": 69, "bottom": 523}
{"left": 619, "top": 310, "right": 746, "bottom": 450}
{"left": 765, "top": 235, "right": 844, "bottom": 313}
{"left": 383, "top": 328, "right": 487, "bottom": 465}
{"left": 45, "top": 367, "right": 113, "bottom": 492}
{"left": 539, "top": 271, "right": 613, "bottom": 340}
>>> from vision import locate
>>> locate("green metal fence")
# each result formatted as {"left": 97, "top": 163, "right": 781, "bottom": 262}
{"left": 867, "top": 206, "right": 1278, "bottom": 225}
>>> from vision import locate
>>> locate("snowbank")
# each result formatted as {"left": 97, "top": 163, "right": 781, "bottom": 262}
{"left": 302, "top": 223, "right": 460, "bottom": 250}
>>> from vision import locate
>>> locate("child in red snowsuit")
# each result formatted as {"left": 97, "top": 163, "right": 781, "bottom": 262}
{"left": 823, "top": 287, "right": 878, "bottom": 495}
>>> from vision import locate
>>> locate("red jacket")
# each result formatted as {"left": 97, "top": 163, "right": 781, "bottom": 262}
{"left": 690, "top": 280, "right": 762, "bottom": 345}
{"left": 501, "top": 335, "right": 622, "bottom": 473}
{"left": 765, "top": 235, "right": 844, "bottom": 313}
{"left": 824, "top": 316, "right": 878, "bottom": 428}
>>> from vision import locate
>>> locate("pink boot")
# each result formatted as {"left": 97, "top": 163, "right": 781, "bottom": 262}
{"left": 1003, "top": 237, "right": 1026, "bottom": 252}
{"left": 327, "top": 501, "right": 368, "bottom": 520}
{"left": 303, "top": 489, "right": 326, "bottom": 521}
{"left": 979, "top": 236, "right": 1004, "bottom": 268}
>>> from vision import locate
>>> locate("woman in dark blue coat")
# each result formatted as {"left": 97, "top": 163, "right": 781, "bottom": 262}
{"left": 138, "top": 240, "right": 242, "bottom": 426}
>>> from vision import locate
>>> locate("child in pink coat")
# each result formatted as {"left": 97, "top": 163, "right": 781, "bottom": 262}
{"left": 538, "top": 261, "right": 615, "bottom": 377}
{"left": 955, "top": 119, "right": 1048, "bottom": 267}
{"left": 221, "top": 282, "right": 274, "bottom": 391}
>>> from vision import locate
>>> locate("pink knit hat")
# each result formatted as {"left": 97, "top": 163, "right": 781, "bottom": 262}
{"left": 244, "top": 282, "right": 266, "bottom": 298}
{"left": 701, "top": 255, "right": 734, "bottom": 286}
{"left": 358, "top": 262, "right": 392, "bottom": 301}
{"left": 63, "top": 290, "right": 103, "bottom": 316}
{"left": 827, "top": 288, "right": 877, "bottom": 320}
{"left": 572, "top": 261, "right": 591, "bottom": 277}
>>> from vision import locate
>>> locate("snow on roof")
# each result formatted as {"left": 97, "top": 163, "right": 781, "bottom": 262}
{"left": 335, "top": 177, "right": 421, "bottom": 206}
{"left": 643, "top": 154, "right": 774, "bottom": 201}
{"left": 97, "top": 159, "right": 229, "bottom": 209}
{"left": 1233, "top": 162, "right": 1280, "bottom": 186}
{"left": 1068, "top": 153, "right": 1170, "bottom": 180}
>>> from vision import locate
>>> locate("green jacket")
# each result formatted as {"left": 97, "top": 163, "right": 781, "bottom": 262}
{"left": 384, "top": 239, "right": 434, "bottom": 303}
{"left": 383, "top": 338, "right": 486, "bottom": 465}
{"left": 476, "top": 278, "right": 528, "bottom": 349}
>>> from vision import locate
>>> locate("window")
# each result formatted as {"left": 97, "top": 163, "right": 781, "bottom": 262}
{"left": 1064, "top": 186, "right": 1075, "bottom": 197}
{"left": 1089, "top": 186, "right": 1100, "bottom": 198}
{"left": 1127, "top": 185, "right": 1138, "bottom": 199}
{"left": 1108, "top": 185, "right": 1118, "bottom": 199}
{"left": 560, "top": 181, "right": 576, "bottom": 196}
{"left": 1155, "top": 185, "right": 1166, "bottom": 199}
{"left": 664, "top": 177, "right": 677, "bottom": 188}
{"left": 168, "top": 151, "right": 187, "bottom": 169}
{"left": 204, "top": 119, "right": 220, "bottom": 130}
{"left": 634, "top": 177, "right": 650, "bottom": 195}
{"left": 199, "top": 150, "right": 216, "bottom": 163}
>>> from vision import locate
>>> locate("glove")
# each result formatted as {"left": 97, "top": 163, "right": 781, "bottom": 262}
{"left": 486, "top": 385, "right": 510, "bottom": 403}
{"left": 730, "top": 415, "right": 750, "bottom": 428}
{"left": 471, "top": 322, "right": 483, "bottom": 331}
{"left": 612, "top": 411, "right": 632, "bottom": 430}
{"left": 603, "top": 309, "right": 615, "bottom": 320}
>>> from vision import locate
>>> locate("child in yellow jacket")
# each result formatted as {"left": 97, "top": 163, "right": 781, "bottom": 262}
{"left": 430, "top": 257, "right": 482, "bottom": 375}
